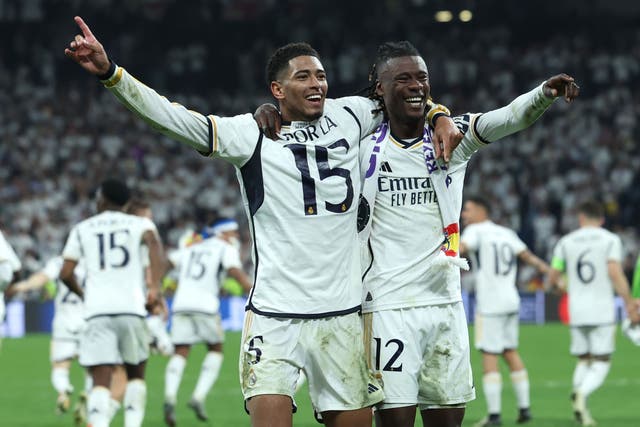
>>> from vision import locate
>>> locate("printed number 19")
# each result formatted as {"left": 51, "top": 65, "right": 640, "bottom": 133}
{"left": 286, "top": 139, "right": 353, "bottom": 215}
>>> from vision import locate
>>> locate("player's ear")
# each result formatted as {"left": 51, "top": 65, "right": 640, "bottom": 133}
{"left": 270, "top": 80, "right": 285, "bottom": 100}
{"left": 375, "top": 80, "right": 383, "bottom": 98}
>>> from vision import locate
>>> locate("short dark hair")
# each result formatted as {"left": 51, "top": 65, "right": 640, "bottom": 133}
{"left": 364, "top": 41, "right": 423, "bottom": 117}
{"left": 265, "top": 42, "right": 320, "bottom": 86}
{"left": 100, "top": 179, "right": 131, "bottom": 207}
{"left": 465, "top": 195, "right": 492, "bottom": 216}
{"left": 578, "top": 200, "right": 604, "bottom": 219}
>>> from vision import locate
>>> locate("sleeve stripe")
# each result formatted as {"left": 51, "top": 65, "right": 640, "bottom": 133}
{"left": 208, "top": 115, "right": 218, "bottom": 154}
{"left": 102, "top": 67, "right": 124, "bottom": 88}
{"left": 471, "top": 113, "right": 491, "bottom": 144}
{"left": 343, "top": 106, "right": 362, "bottom": 141}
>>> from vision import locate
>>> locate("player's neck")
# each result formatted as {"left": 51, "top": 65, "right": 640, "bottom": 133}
{"left": 388, "top": 117, "right": 424, "bottom": 139}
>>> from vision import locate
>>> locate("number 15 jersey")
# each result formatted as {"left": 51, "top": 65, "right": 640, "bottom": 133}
{"left": 62, "top": 210, "right": 158, "bottom": 319}
{"left": 103, "top": 67, "right": 381, "bottom": 318}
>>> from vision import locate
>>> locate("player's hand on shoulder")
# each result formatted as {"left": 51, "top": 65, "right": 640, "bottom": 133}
{"left": 64, "top": 16, "right": 111, "bottom": 76}
{"left": 543, "top": 73, "right": 580, "bottom": 103}
{"left": 433, "top": 115, "right": 463, "bottom": 163}
{"left": 253, "top": 103, "right": 281, "bottom": 140}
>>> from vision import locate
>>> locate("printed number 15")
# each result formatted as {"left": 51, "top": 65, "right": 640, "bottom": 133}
{"left": 286, "top": 139, "right": 353, "bottom": 215}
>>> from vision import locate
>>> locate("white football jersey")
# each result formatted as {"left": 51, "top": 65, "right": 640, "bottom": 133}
{"left": 552, "top": 226, "right": 622, "bottom": 326}
{"left": 62, "top": 210, "right": 157, "bottom": 318}
{"left": 0, "top": 230, "right": 21, "bottom": 272}
{"left": 170, "top": 237, "right": 241, "bottom": 315}
{"left": 105, "top": 67, "right": 381, "bottom": 317}
{"left": 42, "top": 256, "right": 86, "bottom": 336}
{"left": 361, "top": 114, "right": 485, "bottom": 312}
{"left": 461, "top": 220, "right": 527, "bottom": 315}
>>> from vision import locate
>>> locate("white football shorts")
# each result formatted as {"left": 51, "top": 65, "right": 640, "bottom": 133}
{"left": 474, "top": 312, "right": 519, "bottom": 354}
{"left": 79, "top": 315, "right": 149, "bottom": 366}
{"left": 239, "top": 311, "right": 384, "bottom": 414}
{"left": 365, "top": 302, "right": 475, "bottom": 410}
{"left": 570, "top": 324, "right": 616, "bottom": 356}
{"left": 50, "top": 338, "right": 80, "bottom": 362}
{"left": 170, "top": 312, "right": 224, "bottom": 346}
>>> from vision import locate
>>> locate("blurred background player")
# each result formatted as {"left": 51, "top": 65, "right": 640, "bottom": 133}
{"left": 460, "top": 196, "right": 551, "bottom": 426}
{"left": 548, "top": 200, "right": 640, "bottom": 426}
{"left": 163, "top": 217, "right": 251, "bottom": 426}
{"left": 9, "top": 255, "right": 92, "bottom": 423}
{"left": 0, "top": 229, "right": 22, "bottom": 347}
{"left": 126, "top": 197, "right": 173, "bottom": 356}
{"left": 59, "top": 179, "right": 165, "bottom": 427}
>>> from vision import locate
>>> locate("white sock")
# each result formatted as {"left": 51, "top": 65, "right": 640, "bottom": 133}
{"left": 483, "top": 372, "right": 502, "bottom": 415}
{"left": 572, "top": 360, "right": 589, "bottom": 391}
{"left": 88, "top": 386, "right": 111, "bottom": 427}
{"left": 579, "top": 360, "right": 610, "bottom": 398}
{"left": 84, "top": 373, "right": 93, "bottom": 394}
{"left": 192, "top": 351, "right": 223, "bottom": 402}
{"left": 51, "top": 367, "right": 73, "bottom": 394}
{"left": 123, "top": 379, "right": 147, "bottom": 427}
{"left": 107, "top": 398, "right": 121, "bottom": 422}
{"left": 510, "top": 369, "right": 530, "bottom": 409}
{"left": 165, "top": 354, "right": 186, "bottom": 404}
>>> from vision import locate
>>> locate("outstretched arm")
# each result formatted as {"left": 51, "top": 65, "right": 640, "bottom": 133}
{"left": 518, "top": 249, "right": 551, "bottom": 275}
{"left": 5, "top": 272, "right": 50, "bottom": 298}
{"left": 65, "top": 16, "right": 212, "bottom": 153}
{"left": 474, "top": 74, "right": 579, "bottom": 143}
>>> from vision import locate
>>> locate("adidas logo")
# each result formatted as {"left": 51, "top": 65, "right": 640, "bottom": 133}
{"left": 379, "top": 161, "right": 393, "bottom": 173}
{"left": 367, "top": 383, "right": 379, "bottom": 393}
{"left": 365, "top": 292, "right": 373, "bottom": 302}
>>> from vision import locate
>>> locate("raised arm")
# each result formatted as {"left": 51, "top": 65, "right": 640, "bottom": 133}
{"left": 474, "top": 74, "right": 579, "bottom": 143}
{"left": 65, "top": 16, "right": 211, "bottom": 153}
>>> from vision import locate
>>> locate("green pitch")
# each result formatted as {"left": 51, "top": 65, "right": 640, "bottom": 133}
{"left": 0, "top": 324, "right": 638, "bottom": 426}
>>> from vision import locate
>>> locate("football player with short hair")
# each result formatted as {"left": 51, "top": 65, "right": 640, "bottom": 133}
{"left": 460, "top": 196, "right": 550, "bottom": 426}
{"left": 163, "top": 218, "right": 251, "bottom": 426}
{"left": 64, "top": 16, "right": 459, "bottom": 427}
{"left": 60, "top": 178, "right": 165, "bottom": 427}
{"left": 549, "top": 200, "right": 640, "bottom": 426}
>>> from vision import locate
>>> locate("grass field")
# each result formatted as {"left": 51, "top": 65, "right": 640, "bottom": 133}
{"left": 1, "top": 324, "right": 638, "bottom": 427}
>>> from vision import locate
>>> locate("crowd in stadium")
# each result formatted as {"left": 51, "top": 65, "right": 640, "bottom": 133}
{"left": 1, "top": 0, "right": 639, "bottom": 279}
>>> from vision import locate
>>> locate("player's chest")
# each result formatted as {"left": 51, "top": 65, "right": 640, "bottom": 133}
{"left": 375, "top": 144, "right": 438, "bottom": 209}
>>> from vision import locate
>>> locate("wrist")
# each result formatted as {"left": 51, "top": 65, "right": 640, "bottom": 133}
{"left": 97, "top": 59, "right": 116, "bottom": 80}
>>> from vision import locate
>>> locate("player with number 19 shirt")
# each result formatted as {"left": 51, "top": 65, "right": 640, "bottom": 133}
{"left": 462, "top": 221, "right": 526, "bottom": 317}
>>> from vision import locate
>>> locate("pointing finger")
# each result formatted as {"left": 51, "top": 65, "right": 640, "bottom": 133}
{"left": 74, "top": 16, "right": 95, "bottom": 39}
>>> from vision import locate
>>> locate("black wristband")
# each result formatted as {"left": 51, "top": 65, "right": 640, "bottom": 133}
{"left": 432, "top": 112, "right": 448, "bottom": 125}
{"left": 97, "top": 60, "right": 116, "bottom": 81}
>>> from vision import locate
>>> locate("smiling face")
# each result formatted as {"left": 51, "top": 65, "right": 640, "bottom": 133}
{"left": 375, "top": 55, "right": 430, "bottom": 132}
{"left": 270, "top": 55, "right": 328, "bottom": 122}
